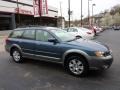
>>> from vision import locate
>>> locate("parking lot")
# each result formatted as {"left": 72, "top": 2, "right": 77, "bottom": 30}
{"left": 0, "top": 29, "right": 120, "bottom": 90}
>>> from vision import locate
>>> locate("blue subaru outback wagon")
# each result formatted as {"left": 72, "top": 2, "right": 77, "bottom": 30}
{"left": 5, "top": 27, "right": 113, "bottom": 76}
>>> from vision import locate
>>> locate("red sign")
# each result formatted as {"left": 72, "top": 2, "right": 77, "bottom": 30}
{"left": 33, "top": 0, "right": 40, "bottom": 17}
{"left": 15, "top": 8, "right": 32, "bottom": 15}
{"left": 33, "top": 0, "right": 48, "bottom": 17}
{"left": 41, "top": 0, "right": 48, "bottom": 16}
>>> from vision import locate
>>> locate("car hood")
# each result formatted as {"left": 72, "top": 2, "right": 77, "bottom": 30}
{"left": 65, "top": 39, "right": 109, "bottom": 52}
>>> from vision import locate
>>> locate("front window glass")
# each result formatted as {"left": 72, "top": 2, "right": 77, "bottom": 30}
{"left": 68, "top": 28, "right": 73, "bottom": 32}
{"left": 72, "top": 28, "right": 78, "bottom": 32}
{"left": 36, "top": 30, "right": 54, "bottom": 42}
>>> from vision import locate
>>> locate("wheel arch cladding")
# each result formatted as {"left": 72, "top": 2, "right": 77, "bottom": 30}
{"left": 10, "top": 44, "right": 22, "bottom": 56}
{"left": 62, "top": 49, "right": 89, "bottom": 66}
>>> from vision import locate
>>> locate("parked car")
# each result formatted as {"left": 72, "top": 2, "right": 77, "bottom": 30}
{"left": 113, "top": 26, "right": 120, "bottom": 30}
{"left": 64, "top": 27, "right": 95, "bottom": 39}
{"left": 93, "top": 26, "right": 103, "bottom": 34}
{"left": 93, "top": 26, "right": 100, "bottom": 34}
{"left": 5, "top": 27, "right": 113, "bottom": 76}
{"left": 82, "top": 25, "right": 96, "bottom": 35}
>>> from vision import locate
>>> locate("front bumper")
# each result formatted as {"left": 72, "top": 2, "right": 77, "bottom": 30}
{"left": 88, "top": 55, "right": 113, "bottom": 70}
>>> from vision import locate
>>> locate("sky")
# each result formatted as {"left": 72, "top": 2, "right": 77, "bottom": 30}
{"left": 48, "top": 0, "right": 120, "bottom": 20}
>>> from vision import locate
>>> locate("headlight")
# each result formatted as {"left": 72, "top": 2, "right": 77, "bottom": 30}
{"left": 95, "top": 51, "right": 104, "bottom": 57}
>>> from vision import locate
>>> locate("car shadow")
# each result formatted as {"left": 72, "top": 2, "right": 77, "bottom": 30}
{"left": 23, "top": 58, "right": 65, "bottom": 73}
{"left": 86, "top": 70, "right": 106, "bottom": 78}
{"left": 9, "top": 58, "right": 111, "bottom": 78}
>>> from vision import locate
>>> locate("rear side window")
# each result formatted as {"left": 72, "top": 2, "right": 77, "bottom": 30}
{"left": 22, "top": 30, "right": 35, "bottom": 40}
{"left": 10, "top": 30, "right": 24, "bottom": 38}
{"left": 72, "top": 29, "right": 78, "bottom": 32}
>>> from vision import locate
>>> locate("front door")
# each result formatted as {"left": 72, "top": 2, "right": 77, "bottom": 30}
{"left": 35, "top": 30, "right": 62, "bottom": 62}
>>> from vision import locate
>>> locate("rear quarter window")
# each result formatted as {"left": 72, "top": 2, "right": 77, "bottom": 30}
{"left": 9, "top": 30, "right": 24, "bottom": 38}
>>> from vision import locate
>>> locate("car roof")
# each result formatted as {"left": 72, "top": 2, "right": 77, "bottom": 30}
{"left": 14, "top": 26, "right": 59, "bottom": 31}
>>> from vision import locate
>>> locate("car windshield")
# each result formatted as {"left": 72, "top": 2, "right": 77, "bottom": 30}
{"left": 51, "top": 29, "right": 76, "bottom": 42}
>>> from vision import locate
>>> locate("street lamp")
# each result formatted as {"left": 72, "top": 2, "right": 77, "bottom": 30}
{"left": 92, "top": 4, "right": 96, "bottom": 25}
{"left": 81, "top": 0, "right": 83, "bottom": 26}
{"left": 68, "top": 0, "right": 70, "bottom": 27}
{"left": 88, "top": 0, "right": 92, "bottom": 26}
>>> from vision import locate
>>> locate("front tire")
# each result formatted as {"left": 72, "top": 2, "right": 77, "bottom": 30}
{"left": 11, "top": 48, "right": 23, "bottom": 63}
{"left": 65, "top": 56, "right": 88, "bottom": 77}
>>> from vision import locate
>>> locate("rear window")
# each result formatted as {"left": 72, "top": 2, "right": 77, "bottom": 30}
{"left": 10, "top": 30, "right": 24, "bottom": 38}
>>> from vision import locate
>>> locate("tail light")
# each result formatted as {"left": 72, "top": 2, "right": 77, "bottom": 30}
{"left": 5, "top": 37, "right": 9, "bottom": 44}
{"left": 87, "top": 32, "right": 91, "bottom": 34}
{"left": 91, "top": 29, "right": 94, "bottom": 33}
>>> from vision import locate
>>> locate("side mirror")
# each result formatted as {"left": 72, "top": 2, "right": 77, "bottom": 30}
{"left": 48, "top": 38, "right": 58, "bottom": 43}
{"left": 76, "top": 35, "right": 82, "bottom": 39}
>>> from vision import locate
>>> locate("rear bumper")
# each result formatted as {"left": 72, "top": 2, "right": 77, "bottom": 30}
{"left": 5, "top": 44, "right": 10, "bottom": 52}
{"left": 88, "top": 55, "right": 113, "bottom": 70}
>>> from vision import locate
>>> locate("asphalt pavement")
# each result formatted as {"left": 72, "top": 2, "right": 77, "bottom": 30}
{"left": 0, "top": 29, "right": 120, "bottom": 90}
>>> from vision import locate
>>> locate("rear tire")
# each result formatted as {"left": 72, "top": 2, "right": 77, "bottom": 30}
{"left": 11, "top": 48, "right": 23, "bottom": 63}
{"left": 65, "top": 56, "right": 88, "bottom": 77}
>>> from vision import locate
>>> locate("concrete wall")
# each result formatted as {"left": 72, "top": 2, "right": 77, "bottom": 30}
{"left": 0, "top": 0, "right": 58, "bottom": 17}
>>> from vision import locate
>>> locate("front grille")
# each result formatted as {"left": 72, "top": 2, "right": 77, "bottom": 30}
{"left": 103, "top": 51, "right": 111, "bottom": 57}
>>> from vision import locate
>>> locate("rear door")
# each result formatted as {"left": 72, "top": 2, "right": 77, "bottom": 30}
{"left": 21, "top": 29, "right": 36, "bottom": 55}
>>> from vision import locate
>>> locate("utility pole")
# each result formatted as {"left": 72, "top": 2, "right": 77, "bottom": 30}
{"left": 92, "top": 4, "right": 96, "bottom": 25}
{"left": 39, "top": 0, "right": 42, "bottom": 25}
{"left": 17, "top": 0, "right": 20, "bottom": 26}
{"left": 68, "top": 0, "right": 70, "bottom": 27}
{"left": 60, "top": 2, "right": 62, "bottom": 17}
{"left": 81, "top": 0, "right": 83, "bottom": 27}
{"left": 88, "top": 0, "right": 92, "bottom": 26}
{"left": 60, "top": 1, "right": 63, "bottom": 29}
